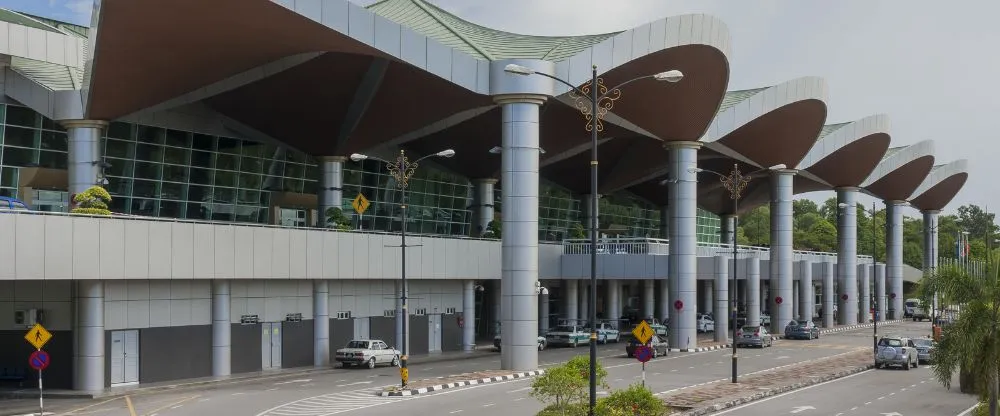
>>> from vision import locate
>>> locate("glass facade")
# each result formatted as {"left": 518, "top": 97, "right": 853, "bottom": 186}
{"left": 0, "top": 103, "right": 721, "bottom": 243}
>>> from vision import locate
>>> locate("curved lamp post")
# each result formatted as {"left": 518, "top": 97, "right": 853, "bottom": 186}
{"left": 840, "top": 200, "right": 883, "bottom": 362}
{"left": 349, "top": 148, "right": 456, "bottom": 389}
{"left": 692, "top": 163, "right": 785, "bottom": 384}
{"left": 505, "top": 63, "right": 682, "bottom": 415}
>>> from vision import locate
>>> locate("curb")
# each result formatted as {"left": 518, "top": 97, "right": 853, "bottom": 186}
{"left": 775, "top": 319, "right": 904, "bottom": 340}
{"left": 676, "top": 364, "right": 874, "bottom": 416}
{"left": 376, "top": 370, "right": 545, "bottom": 397}
{"left": 670, "top": 344, "right": 731, "bottom": 353}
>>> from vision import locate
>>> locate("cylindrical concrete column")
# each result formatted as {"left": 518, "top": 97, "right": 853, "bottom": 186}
{"left": 212, "top": 281, "right": 232, "bottom": 376}
{"left": 318, "top": 156, "right": 346, "bottom": 224}
{"left": 578, "top": 282, "right": 589, "bottom": 322}
{"left": 721, "top": 215, "right": 736, "bottom": 245}
{"left": 666, "top": 141, "right": 701, "bottom": 350}
{"left": 64, "top": 120, "right": 109, "bottom": 196}
{"left": 792, "top": 281, "right": 800, "bottom": 320}
{"left": 642, "top": 280, "right": 655, "bottom": 319}
{"left": 658, "top": 279, "right": 669, "bottom": 322}
{"left": 463, "top": 281, "right": 476, "bottom": 351}
{"left": 714, "top": 256, "right": 729, "bottom": 343}
{"left": 473, "top": 179, "right": 497, "bottom": 237}
{"left": 491, "top": 281, "right": 501, "bottom": 336}
{"left": 858, "top": 265, "right": 870, "bottom": 323}
{"left": 886, "top": 201, "right": 905, "bottom": 319}
{"left": 496, "top": 95, "right": 544, "bottom": 371}
{"left": 703, "top": 281, "right": 714, "bottom": 315}
{"left": 837, "top": 188, "right": 859, "bottom": 324}
{"left": 769, "top": 170, "right": 795, "bottom": 331}
{"left": 746, "top": 257, "right": 761, "bottom": 327}
{"left": 760, "top": 281, "right": 767, "bottom": 315}
{"left": 821, "top": 262, "right": 835, "bottom": 328}
{"left": 539, "top": 290, "right": 550, "bottom": 335}
{"left": 798, "top": 260, "right": 812, "bottom": 323}
{"left": 74, "top": 280, "right": 104, "bottom": 391}
{"left": 583, "top": 194, "right": 602, "bottom": 239}
{"left": 608, "top": 280, "right": 621, "bottom": 321}
{"left": 313, "top": 280, "right": 330, "bottom": 366}
{"left": 563, "top": 280, "right": 578, "bottom": 321}
{"left": 875, "top": 263, "right": 887, "bottom": 321}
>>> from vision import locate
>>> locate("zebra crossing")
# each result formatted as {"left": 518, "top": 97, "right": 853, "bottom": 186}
{"left": 255, "top": 386, "right": 408, "bottom": 416}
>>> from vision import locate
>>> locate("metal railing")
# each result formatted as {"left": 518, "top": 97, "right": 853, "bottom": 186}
{"left": 562, "top": 237, "right": 875, "bottom": 261}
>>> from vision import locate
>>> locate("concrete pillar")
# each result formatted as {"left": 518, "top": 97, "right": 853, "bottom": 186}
{"left": 318, "top": 156, "right": 346, "bottom": 224}
{"left": 858, "top": 265, "right": 871, "bottom": 323}
{"left": 658, "top": 279, "right": 670, "bottom": 322}
{"left": 886, "top": 201, "right": 905, "bottom": 319}
{"left": 792, "top": 281, "right": 800, "bottom": 320}
{"left": 746, "top": 257, "right": 761, "bottom": 326}
{"left": 769, "top": 169, "right": 795, "bottom": 331}
{"left": 578, "top": 282, "right": 589, "bottom": 322}
{"left": 642, "top": 280, "right": 655, "bottom": 319}
{"left": 563, "top": 280, "right": 578, "bottom": 321}
{"left": 821, "top": 262, "right": 835, "bottom": 328}
{"left": 923, "top": 210, "right": 939, "bottom": 315}
{"left": 721, "top": 215, "right": 736, "bottom": 245}
{"left": 666, "top": 141, "right": 701, "bottom": 350}
{"left": 473, "top": 179, "right": 497, "bottom": 236}
{"left": 797, "top": 261, "right": 812, "bottom": 323}
{"left": 539, "top": 290, "right": 550, "bottom": 335}
{"left": 703, "top": 281, "right": 714, "bottom": 315}
{"left": 463, "top": 281, "right": 476, "bottom": 351}
{"left": 583, "top": 194, "right": 602, "bottom": 239}
{"left": 836, "top": 188, "right": 859, "bottom": 324}
{"left": 74, "top": 280, "right": 104, "bottom": 391}
{"left": 212, "top": 280, "right": 232, "bottom": 376}
{"left": 64, "top": 120, "right": 109, "bottom": 195}
{"left": 313, "top": 280, "right": 330, "bottom": 366}
{"left": 490, "top": 281, "right": 501, "bottom": 336}
{"left": 608, "top": 280, "right": 621, "bottom": 321}
{"left": 875, "top": 263, "right": 887, "bottom": 321}
{"left": 714, "top": 256, "right": 729, "bottom": 343}
{"left": 760, "top": 281, "right": 767, "bottom": 315}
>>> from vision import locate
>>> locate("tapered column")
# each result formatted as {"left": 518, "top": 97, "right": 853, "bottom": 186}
{"left": 211, "top": 280, "right": 232, "bottom": 376}
{"left": 495, "top": 94, "right": 545, "bottom": 371}
{"left": 312, "top": 280, "right": 330, "bottom": 366}
{"left": 564, "top": 280, "right": 578, "bottom": 321}
{"left": 578, "top": 282, "right": 589, "bottom": 322}
{"left": 885, "top": 201, "right": 905, "bottom": 319}
{"left": 658, "top": 280, "right": 670, "bottom": 322}
{"left": 703, "top": 281, "right": 714, "bottom": 315}
{"left": 875, "top": 263, "right": 887, "bottom": 321}
{"left": 792, "top": 281, "right": 800, "bottom": 320}
{"left": 769, "top": 169, "right": 795, "bottom": 331}
{"left": 318, "top": 156, "right": 346, "bottom": 224}
{"left": 463, "top": 281, "right": 476, "bottom": 351}
{"left": 746, "top": 257, "right": 761, "bottom": 326}
{"left": 74, "top": 280, "right": 104, "bottom": 391}
{"left": 607, "top": 280, "right": 621, "bottom": 321}
{"left": 642, "top": 280, "right": 655, "bottom": 319}
{"left": 666, "top": 141, "right": 701, "bottom": 349}
{"left": 64, "top": 120, "right": 109, "bottom": 196}
{"left": 721, "top": 215, "right": 736, "bottom": 245}
{"left": 836, "top": 188, "right": 859, "bottom": 324}
{"left": 858, "top": 265, "right": 870, "bottom": 323}
{"left": 714, "top": 256, "right": 729, "bottom": 343}
{"left": 760, "top": 281, "right": 767, "bottom": 315}
{"left": 473, "top": 179, "right": 497, "bottom": 236}
{"left": 798, "top": 261, "right": 813, "bottom": 322}
{"left": 821, "top": 262, "right": 835, "bottom": 328}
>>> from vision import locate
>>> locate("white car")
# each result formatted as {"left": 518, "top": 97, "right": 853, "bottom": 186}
{"left": 335, "top": 339, "right": 400, "bottom": 369}
{"left": 596, "top": 322, "right": 621, "bottom": 343}
{"left": 697, "top": 314, "right": 715, "bottom": 332}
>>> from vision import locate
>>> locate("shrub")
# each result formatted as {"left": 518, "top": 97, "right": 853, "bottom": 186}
{"left": 531, "top": 365, "right": 587, "bottom": 407}
{"left": 71, "top": 186, "right": 112, "bottom": 216}
{"left": 565, "top": 355, "right": 609, "bottom": 390}
{"left": 324, "top": 207, "right": 352, "bottom": 230}
{"left": 569, "top": 222, "right": 586, "bottom": 239}
{"left": 596, "top": 383, "right": 669, "bottom": 416}
{"left": 484, "top": 219, "right": 501, "bottom": 239}
{"left": 536, "top": 403, "right": 588, "bottom": 416}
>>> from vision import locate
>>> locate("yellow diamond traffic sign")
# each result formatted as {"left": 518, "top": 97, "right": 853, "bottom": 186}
{"left": 25, "top": 323, "right": 52, "bottom": 350}
{"left": 632, "top": 320, "right": 653, "bottom": 345}
{"left": 352, "top": 193, "right": 370, "bottom": 215}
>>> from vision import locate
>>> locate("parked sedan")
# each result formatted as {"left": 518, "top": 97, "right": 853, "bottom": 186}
{"left": 912, "top": 338, "right": 936, "bottom": 364}
{"left": 875, "top": 337, "right": 918, "bottom": 370}
{"left": 784, "top": 320, "right": 820, "bottom": 340}
{"left": 697, "top": 314, "right": 715, "bottom": 333}
{"left": 625, "top": 335, "right": 669, "bottom": 358}
{"left": 546, "top": 325, "right": 591, "bottom": 347}
{"left": 735, "top": 326, "right": 773, "bottom": 348}
{"left": 335, "top": 339, "right": 400, "bottom": 369}
{"left": 596, "top": 321, "right": 621, "bottom": 344}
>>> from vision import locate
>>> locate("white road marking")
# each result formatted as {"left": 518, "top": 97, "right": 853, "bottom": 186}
{"left": 708, "top": 370, "right": 873, "bottom": 414}
{"left": 254, "top": 385, "right": 408, "bottom": 416}
{"left": 232, "top": 392, "right": 245, "bottom": 396}
{"left": 508, "top": 387, "right": 531, "bottom": 393}
{"left": 267, "top": 388, "right": 279, "bottom": 391}
{"left": 449, "top": 411, "right": 463, "bottom": 414}
{"left": 336, "top": 381, "right": 373, "bottom": 387}
{"left": 274, "top": 379, "right": 312, "bottom": 385}
{"left": 483, "top": 403, "right": 495, "bottom": 407}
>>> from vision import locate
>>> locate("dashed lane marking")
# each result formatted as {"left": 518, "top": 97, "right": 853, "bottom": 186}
{"left": 255, "top": 386, "right": 407, "bottom": 416}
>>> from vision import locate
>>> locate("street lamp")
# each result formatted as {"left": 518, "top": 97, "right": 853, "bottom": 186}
{"left": 348, "top": 148, "right": 456, "bottom": 389}
{"left": 840, "top": 200, "right": 880, "bottom": 360}
{"left": 691, "top": 163, "right": 785, "bottom": 384}
{"left": 506, "top": 63, "right": 683, "bottom": 415}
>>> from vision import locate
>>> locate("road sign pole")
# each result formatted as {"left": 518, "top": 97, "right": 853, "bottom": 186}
{"left": 37, "top": 348, "right": 43, "bottom": 416}
{"left": 641, "top": 361, "right": 645, "bottom": 387}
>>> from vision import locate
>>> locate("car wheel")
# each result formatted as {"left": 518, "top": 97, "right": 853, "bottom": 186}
{"left": 652, "top": 348, "right": 658, "bottom": 359}
{"left": 905, "top": 359, "right": 911, "bottom": 371}
{"left": 391, "top": 355, "right": 400, "bottom": 367}
{"left": 572, "top": 340, "right": 579, "bottom": 348}
{"left": 912, "top": 358, "right": 919, "bottom": 368}
{"left": 368, "top": 357, "right": 377, "bottom": 369}
{"left": 538, "top": 342, "right": 545, "bottom": 351}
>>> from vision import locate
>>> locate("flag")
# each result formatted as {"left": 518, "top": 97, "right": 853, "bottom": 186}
{"left": 965, "top": 241, "right": 971, "bottom": 256}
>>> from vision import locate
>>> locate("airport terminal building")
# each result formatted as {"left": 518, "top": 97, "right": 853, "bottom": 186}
{"left": 0, "top": 0, "right": 969, "bottom": 392}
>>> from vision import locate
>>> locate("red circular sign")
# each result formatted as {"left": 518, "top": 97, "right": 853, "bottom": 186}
{"left": 890, "top": 293, "right": 897, "bottom": 299}
{"left": 674, "top": 300, "right": 684, "bottom": 310}
{"left": 634, "top": 345, "right": 653, "bottom": 363}
{"left": 775, "top": 296, "right": 783, "bottom": 305}
{"left": 841, "top": 294, "right": 849, "bottom": 301}
{"left": 29, "top": 350, "right": 49, "bottom": 371}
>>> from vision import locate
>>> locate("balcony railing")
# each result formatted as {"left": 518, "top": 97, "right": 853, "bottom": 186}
{"left": 562, "top": 237, "right": 874, "bottom": 261}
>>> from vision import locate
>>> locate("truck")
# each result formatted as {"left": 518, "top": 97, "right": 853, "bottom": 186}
{"left": 906, "top": 298, "right": 930, "bottom": 321}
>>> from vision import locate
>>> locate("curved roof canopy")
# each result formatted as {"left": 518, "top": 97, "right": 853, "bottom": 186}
{"left": 795, "top": 114, "right": 892, "bottom": 193}
{"left": 908, "top": 159, "right": 969, "bottom": 211}
{"left": 861, "top": 140, "right": 935, "bottom": 202}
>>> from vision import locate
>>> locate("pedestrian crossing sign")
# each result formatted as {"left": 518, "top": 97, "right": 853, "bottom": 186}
{"left": 632, "top": 320, "right": 653, "bottom": 345}
{"left": 352, "top": 193, "right": 370, "bottom": 215}
{"left": 25, "top": 323, "right": 52, "bottom": 350}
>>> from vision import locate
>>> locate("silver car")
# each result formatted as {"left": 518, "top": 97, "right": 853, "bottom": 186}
{"left": 735, "top": 325, "right": 773, "bottom": 348}
{"left": 875, "top": 337, "right": 918, "bottom": 370}
{"left": 335, "top": 339, "right": 400, "bottom": 369}
{"left": 912, "top": 338, "right": 935, "bottom": 364}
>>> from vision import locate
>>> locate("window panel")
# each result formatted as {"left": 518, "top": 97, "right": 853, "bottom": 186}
{"left": 39, "top": 131, "right": 67, "bottom": 151}
{"left": 4, "top": 126, "right": 36, "bottom": 148}
{"left": 133, "top": 162, "right": 161, "bottom": 180}
{"left": 164, "top": 129, "right": 190, "bottom": 148}
{"left": 136, "top": 126, "right": 165, "bottom": 144}
{"left": 2, "top": 147, "right": 34, "bottom": 166}
{"left": 163, "top": 146, "right": 189, "bottom": 165}
{"left": 38, "top": 151, "right": 67, "bottom": 169}
{"left": 131, "top": 180, "right": 158, "bottom": 198}
{"left": 105, "top": 139, "right": 134, "bottom": 159}
{"left": 106, "top": 122, "right": 133, "bottom": 140}
{"left": 5, "top": 105, "right": 37, "bottom": 127}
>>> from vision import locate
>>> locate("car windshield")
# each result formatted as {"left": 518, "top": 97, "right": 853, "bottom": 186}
{"left": 554, "top": 326, "right": 576, "bottom": 332}
{"left": 913, "top": 339, "right": 933, "bottom": 347}
{"left": 905, "top": 301, "right": 918, "bottom": 307}
{"left": 741, "top": 326, "right": 760, "bottom": 333}
{"left": 346, "top": 341, "right": 369, "bottom": 349}
{"left": 879, "top": 339, "right": 903, "bottom": 347}
{"left": 797, "top": 321, "right": 811, "bottom": 326}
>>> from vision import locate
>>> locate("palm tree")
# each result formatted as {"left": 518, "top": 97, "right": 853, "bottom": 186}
{"left": 920, "top": 261, "right": 1000, "bottom": 414}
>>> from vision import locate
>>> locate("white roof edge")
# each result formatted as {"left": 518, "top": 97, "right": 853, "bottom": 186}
{"left": 700, "top": 76, "right": 828, "bottom": 144}
{"left": 798, "top": 113, "right": 891, "bottom": 169}
{"left": 909, "top": 159, "right": 969, "bottom": 200}
{"left": 861, "top": 139, "right": 935, "bottom": 187}
{"left": 553, "top": 14, "right": 732, "bottom": 95}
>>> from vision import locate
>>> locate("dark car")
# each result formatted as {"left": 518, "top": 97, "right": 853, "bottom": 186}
{"left": 784, "top": 320, "right": 820, "bottom": 340}
{"left": 913, "top": 338, "right": 935, "bottom": 363}
{"left": 625, "top": 335, "right": 668, "bottom": 359}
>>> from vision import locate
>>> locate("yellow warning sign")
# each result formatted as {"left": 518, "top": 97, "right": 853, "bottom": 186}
{"left": 632, "top": 320, "right": 653, "bottom": 345}
{"left": 25, "top": 323, "right": 52, "bottom": 350}
{"left": 400, "top": 367, "right": 409, "bottom": 385}
{"left": 352, "top": 193, "right": 370, "bottom": 215}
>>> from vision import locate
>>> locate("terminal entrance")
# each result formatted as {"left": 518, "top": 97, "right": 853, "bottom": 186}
{"left": 261, "top": 322, "right": 283, "bottom": 370}
{"left": 110, "top": 330, "right": 139, "bottom": 386}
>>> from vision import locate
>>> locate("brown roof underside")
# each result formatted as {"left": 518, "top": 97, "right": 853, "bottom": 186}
{"left": 541, "top": 136, "right": 648, "bottom": 194}
{"left": 909, "top": 173, "right": 968, "bottom": 211}
{"left": 716, "top": 100, "right": 828, "bottom": 168}
{"left": 804, "top": 133, "right": 890, "bottom": 187}
{"left": 864, "top": 156, "right": 935, "bottom": 201}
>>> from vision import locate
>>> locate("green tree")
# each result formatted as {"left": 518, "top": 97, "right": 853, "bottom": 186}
{"left": 484, "top": 220, "right": 501, "bottom": 239}
{"left": 957, "top": 205, "right": 999, "bottom": 242}
{"left": 71, "top": 186, "right": 113, "bottom": 216}
{"left": 569, "top": 223, "right": 586, "bottom": 239}
{"left": 792, "top": 199, "right": 819, "bottom": 218}
{"left": 595, "top": 383, "right": 668, "bottom": 416}
{"left": 531, "top": 365, "right": 587, "bottom": 409}
{"left": 738, "top": 206, "right": 770, "bottom": 246}
{"left": 796, "top": 218, "right": 836, "bottom": 252}
{"left": 324, "top": 207, "right": 352, "bottom": 231}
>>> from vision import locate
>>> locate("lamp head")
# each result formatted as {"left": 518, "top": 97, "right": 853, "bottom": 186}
{"left": 653, "top": 70, "right": 684, "bottom": 83}
{"left": 435, "top": 149, "right": 456, "bottom": 158}
{"left": 504, "top": 64, "right": 535, "bottom": 76}
{"left": 489, "top": 146, "right": 502, "bottom": 154}
{"left": 688, "top": 167, "right": 704, "bottom": 173}
{"left": 838, "top": 203, "right": 849, "bottom": 208}
{"left": 767, "top": 164, "right": 787, "bottom": 171}
{"left": 349, "top": 153, "right": 368, "bottom": 162}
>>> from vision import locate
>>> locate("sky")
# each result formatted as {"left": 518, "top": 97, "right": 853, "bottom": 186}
{"left": 2, "top": 0, "right": 997, "bottom": 215}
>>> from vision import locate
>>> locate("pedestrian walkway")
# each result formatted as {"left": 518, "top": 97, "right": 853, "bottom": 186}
{"left": 255, "top": 386, "right": 406, "bottom": 416}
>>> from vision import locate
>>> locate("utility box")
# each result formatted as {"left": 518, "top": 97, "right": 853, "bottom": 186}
{"left": 14, "top": 308, "right": 42, "bottom": 327}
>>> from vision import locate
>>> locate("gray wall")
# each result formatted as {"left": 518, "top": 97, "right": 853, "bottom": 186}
{"left": 330, "top": 319, "right": 354, "bottom": 352}
{"left": 231, "top": 324, "right": 262, "bottom": 374}
{"left": 410, "top": 315, "right": 429, "bottom": 356}
{"left": 441, "top": 314, "right": 463, "bottom": 352}
{"left": 369, "top": 317, "right": 395, "bottom": 347}
{"left": 137, "top": 325, "right": 212, "bottom": 384}
{"left": 280, "top": 320, "right": 313, "bottom": 368}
